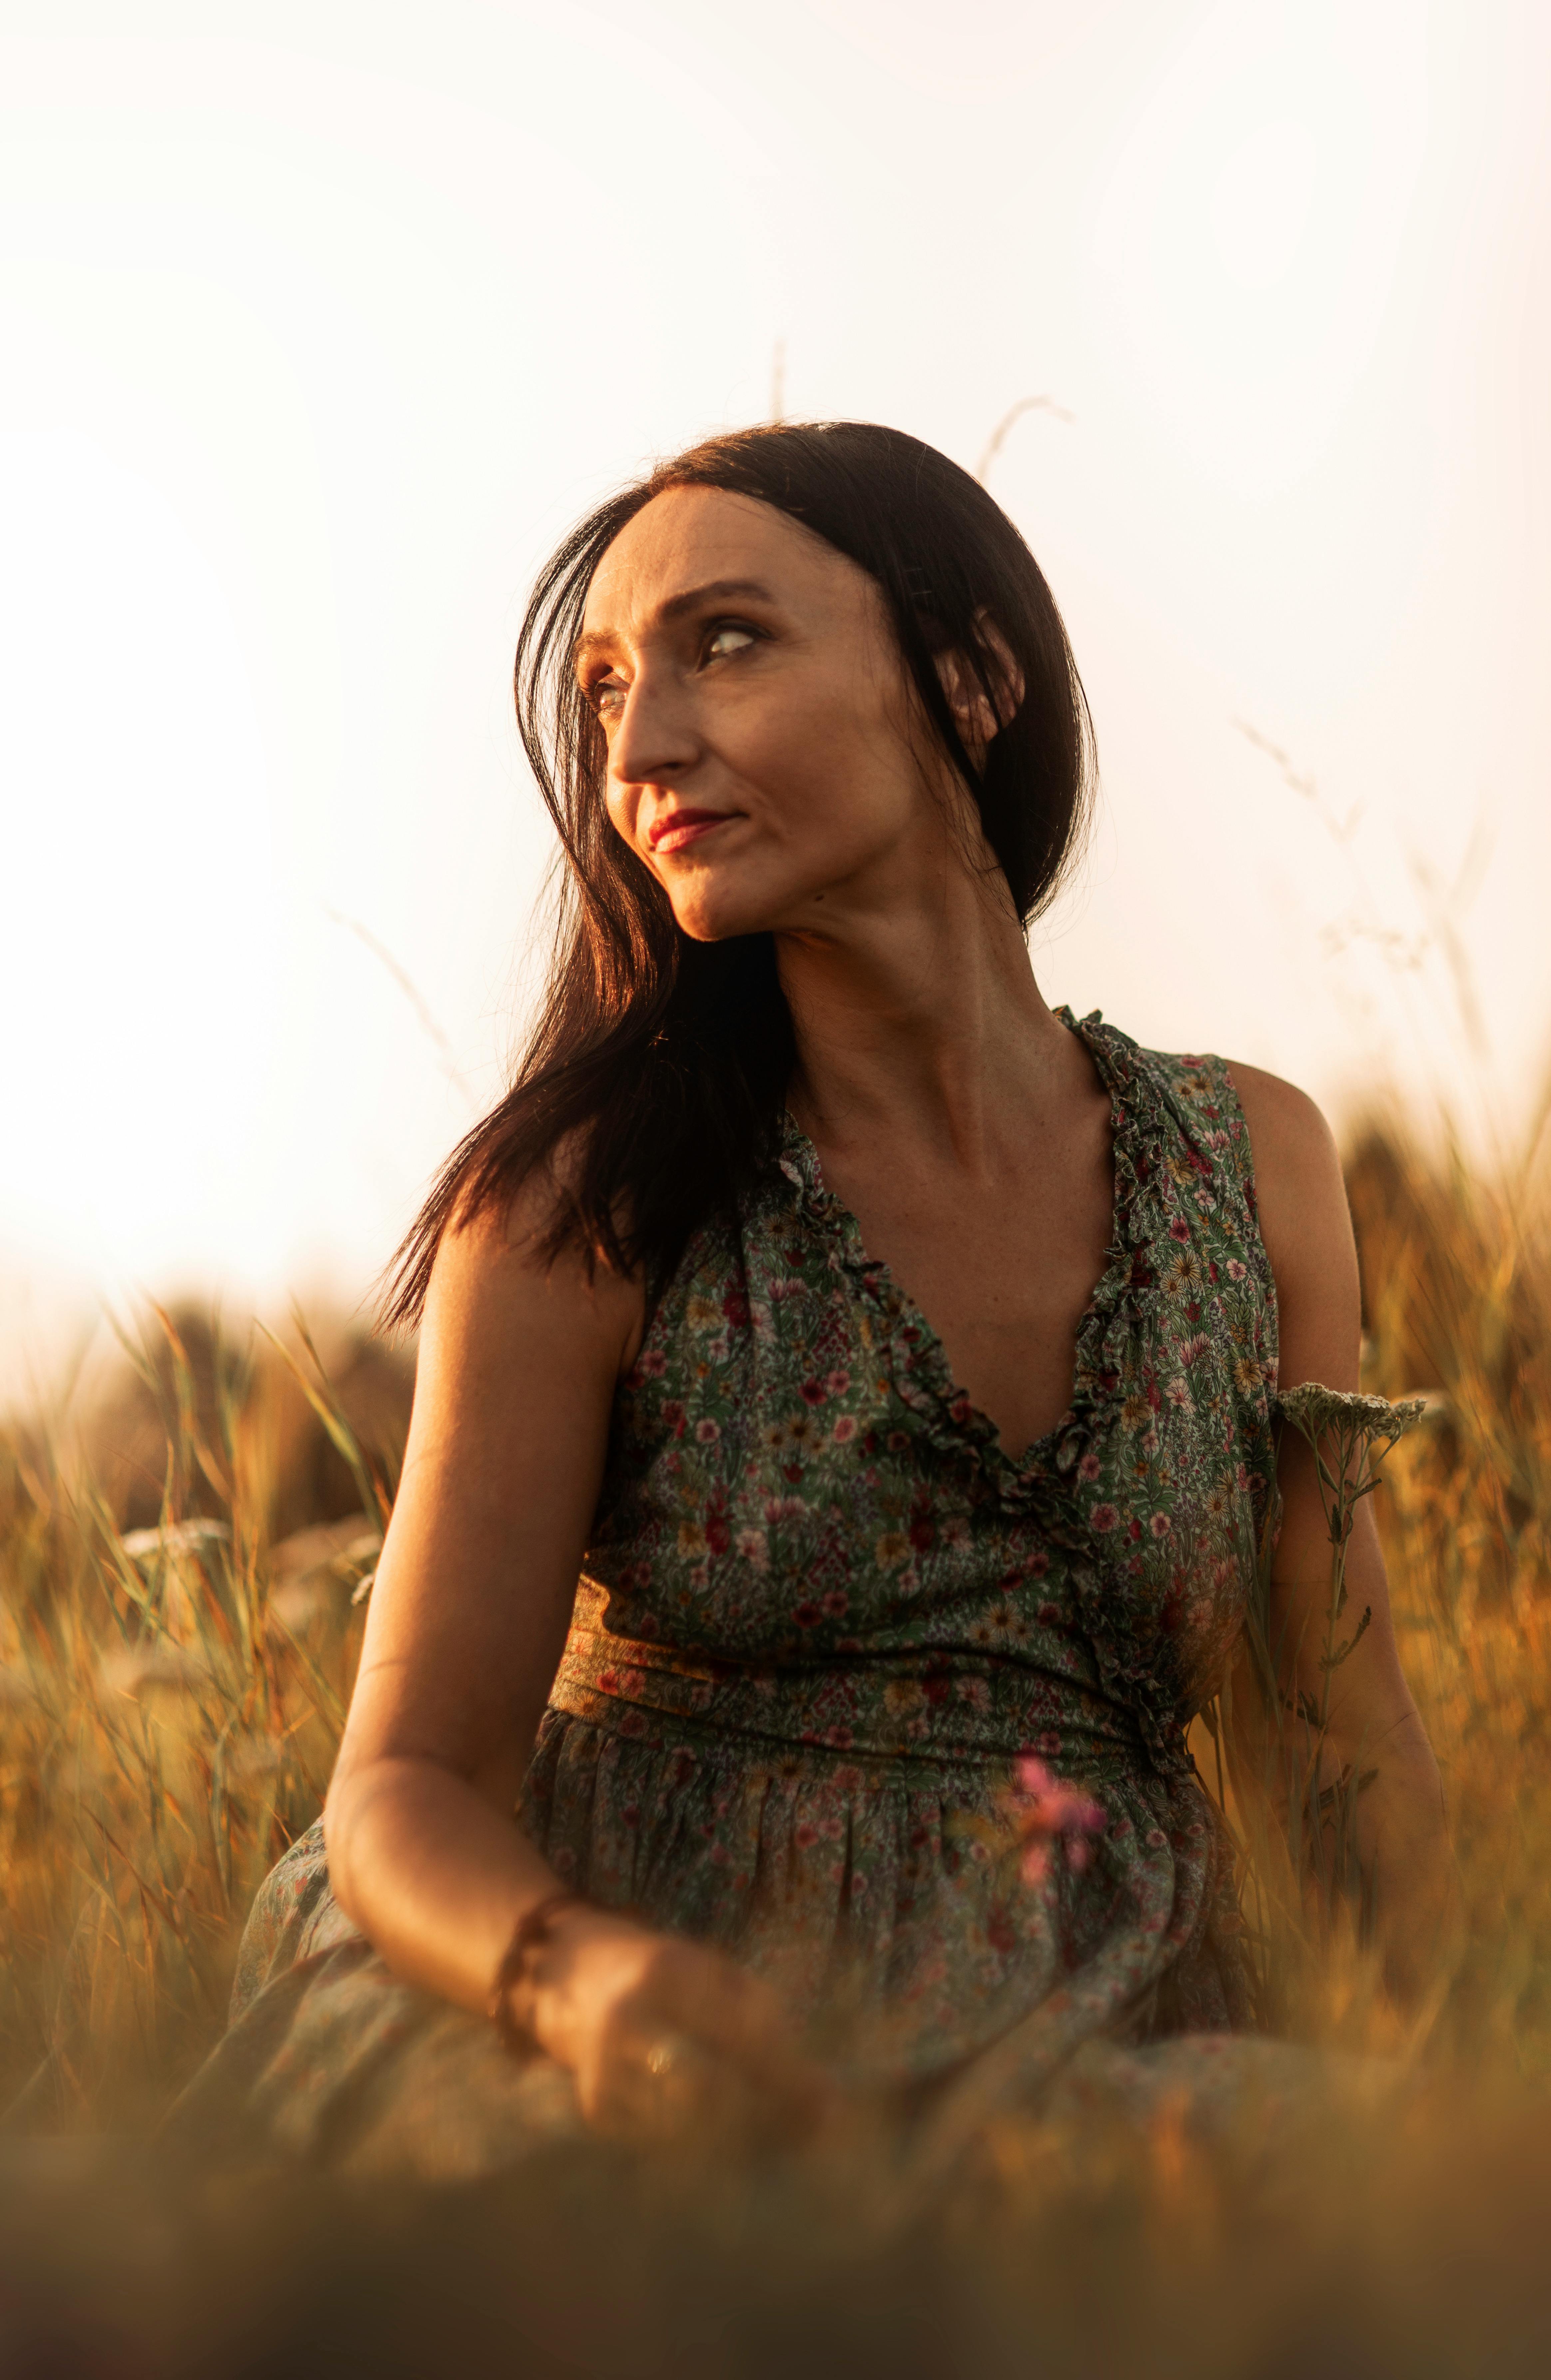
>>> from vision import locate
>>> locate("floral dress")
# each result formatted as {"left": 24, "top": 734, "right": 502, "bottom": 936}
{"left": 171, "top": 1011, "right": 1280, "bottom": 2176}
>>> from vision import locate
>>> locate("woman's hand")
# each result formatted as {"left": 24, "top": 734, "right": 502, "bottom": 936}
{"left": 520, "top": 1904, "right": 834, "bottom": 2145}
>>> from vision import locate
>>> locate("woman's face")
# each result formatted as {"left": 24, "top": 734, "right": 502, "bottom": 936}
{"left": 578, "top": 485, "right": 971, "bottom": 945}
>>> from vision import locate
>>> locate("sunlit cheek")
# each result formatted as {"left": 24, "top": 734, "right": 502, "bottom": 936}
{"left": 602, "top": 780, "right": 641, "bottom": 855}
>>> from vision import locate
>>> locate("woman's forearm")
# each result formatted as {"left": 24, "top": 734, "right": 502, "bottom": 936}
{"left": 324, "top": 1756, "right": 571, "bottom": 2015}
{"left": 321, "top": 1760, "right": 821, "bottom": 2130}
{"left": 1228, "top": 1693, "right": 1457, "bottom": 2001}
{"left": 1346, "top": 1717, "right": 1457, "bottom": 2001}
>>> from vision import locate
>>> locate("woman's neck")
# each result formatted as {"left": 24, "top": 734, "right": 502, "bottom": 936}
{"left": 775, "top": 859, "right": 1077, "bottom": 1179}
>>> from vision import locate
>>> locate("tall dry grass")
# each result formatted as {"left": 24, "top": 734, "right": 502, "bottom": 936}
{"left": 0, "top": 1310, "right": 411, "bottom": 2126}
{"left": 1, "top": 1112, "right": 1550, "bottom": 2373}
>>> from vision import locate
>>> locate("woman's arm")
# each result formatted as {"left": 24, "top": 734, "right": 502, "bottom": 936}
{"left": 1227, "top": 1065, "right": 1456, "bottom": 2000}
{"left": 324, "top": 1182, "right": 633, "bottom": 2008}
{"left": 323, "top": 1184, "right": 824, "bottom": 2135}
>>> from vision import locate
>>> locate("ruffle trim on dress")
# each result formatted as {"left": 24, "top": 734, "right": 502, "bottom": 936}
{"left": 774, "top": 1009, "right": 1173, "bottom": 1519}
{"left": 1044, "top": 1011, "right": 1173, "bottom": 1486}
{"left": 1066, "top": 1556, "right": 1197, "bottom": 1780}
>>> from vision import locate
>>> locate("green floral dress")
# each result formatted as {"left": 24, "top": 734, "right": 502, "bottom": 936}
{"left": 172, "top": 1012, "right": 1279, "bottom": 2176}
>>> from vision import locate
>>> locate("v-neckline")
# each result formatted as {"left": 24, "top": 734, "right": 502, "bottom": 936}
{"left": 777, "top": 1007, "right": 1133, "bottom": 1478}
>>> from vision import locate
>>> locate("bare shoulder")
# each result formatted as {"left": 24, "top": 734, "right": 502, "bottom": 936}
{"left": 1224, "top": 1060, "right": 1359, "bottom": 1372}
{"left": 1222, "top": 1060, "right": 1339, "bottom": 1181}
{"left": 419, "top": 1153, "right": 646, "bottom": 1395}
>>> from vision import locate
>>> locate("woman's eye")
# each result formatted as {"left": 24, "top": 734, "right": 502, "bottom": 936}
{"left": 590, "top": 676, "right": 626, "bottom": 716}
{"left": 705, "top": 624, "right": 756, "bottom": 662}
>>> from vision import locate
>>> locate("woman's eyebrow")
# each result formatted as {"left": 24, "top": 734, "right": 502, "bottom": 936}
{"left": 573, "top": 579, "right": 779, "bottom": 673}
{"left": 655, "top": 576, "right": 778, "bottom": 623}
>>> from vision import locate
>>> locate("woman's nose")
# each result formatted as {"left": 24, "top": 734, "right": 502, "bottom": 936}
{"left": 609, "top": 667, "right": 699, "bottom": 788}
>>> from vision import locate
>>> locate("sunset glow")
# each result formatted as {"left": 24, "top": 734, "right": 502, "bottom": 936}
{"left": 3, "top": 0, "right": 1548, "bottom": 1389}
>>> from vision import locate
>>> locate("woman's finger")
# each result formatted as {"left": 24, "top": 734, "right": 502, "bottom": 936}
{"left": 586, "top": 2026, "right": 722, "bottom": 2143}
{"left": 569, "top": 1937, "right": 833, "bottom": 2142}
{"left": 658, "top": 1964, "right": 834, "bottom": 2126}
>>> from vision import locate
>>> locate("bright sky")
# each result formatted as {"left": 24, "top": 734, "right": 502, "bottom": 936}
{"left": 3, "top": 0, "right": 1549, "bottom": 1396}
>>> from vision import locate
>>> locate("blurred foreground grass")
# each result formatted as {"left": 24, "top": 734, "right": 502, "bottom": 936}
{"left": 2, "top": 1110, "right": 1550, "bottom": 2376}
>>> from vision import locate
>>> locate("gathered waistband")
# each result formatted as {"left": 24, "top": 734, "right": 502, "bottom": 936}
{"left": 548, "top": 1601, "right": 1164, "bottom": 1785}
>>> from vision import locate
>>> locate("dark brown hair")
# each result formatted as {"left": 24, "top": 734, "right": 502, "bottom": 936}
{"left": 383, "top": 421, "right": 1094, "bottom": 1327}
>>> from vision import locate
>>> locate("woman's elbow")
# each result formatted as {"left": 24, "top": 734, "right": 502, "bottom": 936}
{"left": 320, "top": 1751, "right": 392, "bottom": 1929}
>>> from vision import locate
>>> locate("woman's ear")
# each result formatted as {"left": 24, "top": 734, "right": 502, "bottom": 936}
{"left": 935, "top": 611, "right": 1025, "bottom": 753}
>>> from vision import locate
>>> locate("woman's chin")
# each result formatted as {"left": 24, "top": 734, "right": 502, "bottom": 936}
{"left": 668, "top": 887, "right": 780, "bottom": 945}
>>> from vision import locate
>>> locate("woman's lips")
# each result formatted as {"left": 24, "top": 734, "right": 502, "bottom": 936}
{"left": 648, "top": 809, "right": 738, "bottom": 856}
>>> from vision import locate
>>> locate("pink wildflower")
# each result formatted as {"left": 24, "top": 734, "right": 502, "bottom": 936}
{"left": 1008, "top": 1754, "right": 1106, "bottom": 1884}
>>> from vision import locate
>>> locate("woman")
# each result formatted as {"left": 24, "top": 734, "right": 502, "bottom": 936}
{"left": 178, "top": 422, "right": 1451, "bottom": 2177}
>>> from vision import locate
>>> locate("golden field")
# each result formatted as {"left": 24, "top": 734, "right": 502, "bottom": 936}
{"left": 2, "top": 1106, "right": 1550, "bottom": 2376}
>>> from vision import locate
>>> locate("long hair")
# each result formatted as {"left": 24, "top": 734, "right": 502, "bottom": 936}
{"left": 383, "top": 421, "right": 1095, "bottom": 1328}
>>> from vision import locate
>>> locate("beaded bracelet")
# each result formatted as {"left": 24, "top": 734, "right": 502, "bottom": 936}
{"left": 488, "top": 1889, "right": 582, "bottom": 2049}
